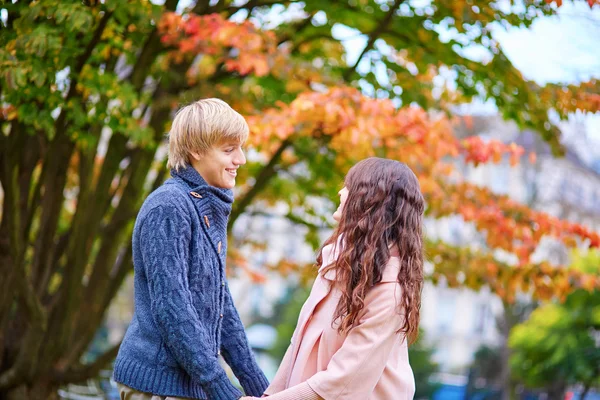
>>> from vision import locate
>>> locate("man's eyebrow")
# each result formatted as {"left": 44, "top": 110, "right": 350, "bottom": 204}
{"left": 221, "top": 142, "right": 242, "bottom": 147}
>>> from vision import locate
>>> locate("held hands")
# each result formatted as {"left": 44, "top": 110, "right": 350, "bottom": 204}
{"left": 240, "top": 393, "right": 269, "bottom": 399}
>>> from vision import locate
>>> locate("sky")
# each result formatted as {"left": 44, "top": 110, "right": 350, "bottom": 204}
{"left": 494, "top": 2, "right": 600, "bottom": 85}
{"left": 492, "top": 2, "right": 600, "bottom": 151}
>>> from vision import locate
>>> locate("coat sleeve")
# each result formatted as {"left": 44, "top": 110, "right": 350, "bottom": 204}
{"left": 261, "top": 382, "right": 322, "bottom": 400}
{"left": 220, "top": 283, "right": 269, "bottom": 396}
{"left": 263, "top": 344, "right": 294, "bottom": 396}
{"left": 306, "top": 283, "right": 405, "bottom": 400}
{"left": 140, "top": 205, "right": 242, "bottom": 400}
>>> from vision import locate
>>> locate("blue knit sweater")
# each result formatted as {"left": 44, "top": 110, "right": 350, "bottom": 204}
{"left": 113, "top": 166, "right": 268, "bottom": 399}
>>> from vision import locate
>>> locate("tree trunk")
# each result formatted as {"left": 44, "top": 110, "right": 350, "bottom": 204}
{"left": 581, "top": 383, "right": 591, "bottom": 400}
{"left": 546, "top": 380, "right": 566, "bottom": 400}
{"left": 2, "top": 381, "right": 59, "bottom": 400}
{"left": 498, "top": 301, "right": 535, "bottom": 400}
{"left": 499, "top": 308, "right": 514, "bottom": 400}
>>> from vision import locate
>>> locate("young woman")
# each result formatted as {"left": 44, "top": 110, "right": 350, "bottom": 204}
{"left": 243, "top": 157, "right": 424, "bottom": 400}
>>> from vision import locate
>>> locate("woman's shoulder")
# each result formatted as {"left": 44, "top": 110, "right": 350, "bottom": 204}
{"left": 360, "top": 279, "right": 403, "bottom": 323}
{"left": 380, "top": 256, "right": 401, "bottom": 283}
{"left": 365, "top": 258, "right": 403, "bottom": 305}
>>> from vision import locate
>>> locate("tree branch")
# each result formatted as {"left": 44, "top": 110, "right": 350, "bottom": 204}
{"left": 291, "top": 33, "right": 334, "bottom": 53}
{"left": 126, "top": 0, "right": 179, "bottom": 90}
{"left": 17, "top": 131, "right": 43, "bottom": 245}
{"left": 0, "top": 313, "right": 46, "bottom": 389}
{"left": 35, "top": 231, "right": 69, "bottom": 296}
{"left": 200, "top": 0, "right": 292, "bottom": 16}
{"left": 49, "top": 150, "right": 150, "bottom": 360}
{"left": 57, "top": 127, "right": 104, "bottom": 311}
{"left": 76, "top": 12, "right": 113, "bottom": 75}
{"left": 0, "top": 123, "right": 24, "bottom": 323}
{"left": 31, "top": 9, "right": 114, "bottom": 300}
{"left": 65, "top": 241, "right": 132, "bottom": 366}
{"left": 277, "top": 12, "right": 318, "bottom": 46}
{"left": 248, "top": 210, "right": 329, "bottom": 231}
{"left": 33, "top": 10, "right": 116, "bottom": 363}
{"left": 53, "top": 342, "right": 121, "bottom": 385}
{"left": 29, "top": 134, "right": 74, "bottom": 303}
{"left": 343, "top": 0, "right": 405, "bottom": 81}
{"left": 24, "top": 166, "right": 43, "bottom": 252}
{"left": 59, "top": 109, "right": 168, "bottom": 358}
{"left": 0, "top": 147, "right": 49, "bottom": 387}
{"left": 228, "top": 138, "right": 293, "bottom": 231}
{"left": 0, "top": 227, "right": 17, "bottom": 356}
{"left": 54, "top": 10, "right": 113, "bottom": 134}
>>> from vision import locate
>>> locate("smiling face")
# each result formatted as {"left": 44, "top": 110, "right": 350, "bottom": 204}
{"left": 190, "top": 141, "right": 246, "bottom": 189}
{"left": 332, "top": 186, "right": 349, "bottom": 222}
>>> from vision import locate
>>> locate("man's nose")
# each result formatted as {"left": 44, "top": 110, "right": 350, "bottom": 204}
{"left": 235, "top": 149, "right": 246, "bottom": 165}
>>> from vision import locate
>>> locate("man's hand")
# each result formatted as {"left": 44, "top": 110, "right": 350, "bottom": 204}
{"left": 240, "top": 393, "right": 269, "bottom": 399}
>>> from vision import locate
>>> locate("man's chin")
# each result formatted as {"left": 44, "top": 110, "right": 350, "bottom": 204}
{"left": 211, "top": 180, "right": 235, "bottom": 189}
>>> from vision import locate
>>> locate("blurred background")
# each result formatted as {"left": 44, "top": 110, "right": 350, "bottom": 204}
{"left": 1, "top": 0, "right": 599, "bottom": 399}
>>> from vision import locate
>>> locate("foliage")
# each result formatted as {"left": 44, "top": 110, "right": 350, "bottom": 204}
{"left": 471, "top": 345, "right": 504, "bottom": 386}
{"left": 463, "top": 344, "right": 505, "bottom": 399}
{"left": 248, "top": 88, "right": 600, "bottom": 303}
{"left": 261, "top": 285, "right": 312, "bottom": 362}
{"left": 0, "top": 0, "right": 599, "bottom": 398}
{"left": 409, "top": 331, "right": 441, "bottom": 400}
{"left": 509, "top": 250, "right": 600, "bottom": 396}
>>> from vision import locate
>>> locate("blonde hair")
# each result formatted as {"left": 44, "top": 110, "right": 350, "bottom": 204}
{"left": 167, "top": 98, "right": 249, "bottom": 171}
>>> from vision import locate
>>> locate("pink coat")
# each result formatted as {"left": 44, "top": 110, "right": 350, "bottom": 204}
{"left": 265, "top": 243, "right": 415, "bottom": 400}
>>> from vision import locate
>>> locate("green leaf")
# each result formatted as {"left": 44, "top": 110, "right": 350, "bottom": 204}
{"left": 32, "top": 69, "right": 46, "bottom": 87}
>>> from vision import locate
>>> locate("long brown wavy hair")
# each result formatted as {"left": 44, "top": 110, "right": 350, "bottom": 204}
{"left": 317, "top": 158, "right": 425, "bottom": 343}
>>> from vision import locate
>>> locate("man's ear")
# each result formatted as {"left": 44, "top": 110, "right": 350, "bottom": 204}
{"left": 189, "top": 151, "right": 202, "bottom": 162}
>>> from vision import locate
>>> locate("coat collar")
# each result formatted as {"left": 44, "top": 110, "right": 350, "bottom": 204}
{"left": 171, "top": 165, "right": 234, "bottom": 207}
{"left": 288, "top": 239, "right": 401, "bottom": 380}
{"left": 318, "top": 242, "right": 401, "bottom": 283}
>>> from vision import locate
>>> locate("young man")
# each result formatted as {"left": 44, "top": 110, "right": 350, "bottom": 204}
{"left": 113, "top": 99, "right": 269, "bottom": 400}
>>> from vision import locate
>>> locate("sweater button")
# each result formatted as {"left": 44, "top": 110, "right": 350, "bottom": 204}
{"left": 220, "top": 314, "right": 224, "bottom": 318}
{"left": 203, "top": 215, "right": 210, "bottom": 228}
{"left": 217, "top": 241, "right": 222, "bottom": 253}
{"left": 221, "top": 281, "right": 225, "bottom": 287}
{"left": 190, "top": 191, "right": 202, "bottom": 198}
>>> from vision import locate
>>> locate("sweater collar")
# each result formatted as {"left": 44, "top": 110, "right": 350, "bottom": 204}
{"left": 171, "top": 165, "right": 234, "bottom": 206}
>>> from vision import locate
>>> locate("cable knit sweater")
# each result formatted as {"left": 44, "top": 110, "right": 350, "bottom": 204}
{"left": 113, "top": 166, "right": 268, "bottom": 399}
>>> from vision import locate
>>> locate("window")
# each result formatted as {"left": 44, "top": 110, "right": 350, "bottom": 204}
{"left": 473, "top": 302, "right": 488, "bottom": 335}
{"left": 437, "top": 292, "right": 456, "bottom": 333}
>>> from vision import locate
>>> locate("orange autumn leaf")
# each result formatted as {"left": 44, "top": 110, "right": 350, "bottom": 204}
{"left": 159, "top": 12, "right": 277, "bottom": 78}
{"left": 246, "top": 86, "right": 600, "bottom": 301}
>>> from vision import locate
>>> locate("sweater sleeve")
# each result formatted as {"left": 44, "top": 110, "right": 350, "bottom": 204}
{"left": 220, "top": 283, "right": 269, "bottom": 396}
{"left": 263, "top": 344, "right": 293, "bottom": 396}
{"left": 262, "top": 382, "right": 322, "bottom": 400}
{"left": 140, "top": 205, "right": 242, "bottom": 400}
